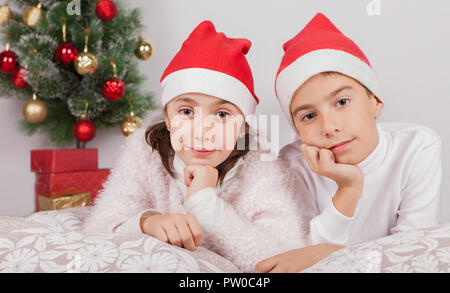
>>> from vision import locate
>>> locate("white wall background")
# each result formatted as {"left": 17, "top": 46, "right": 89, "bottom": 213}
{"left": 1, "top": 0, "right": 449, "bottom": 223}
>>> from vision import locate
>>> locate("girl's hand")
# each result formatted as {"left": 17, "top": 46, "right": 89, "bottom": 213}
{"left": 141, "top": 214, "right": 203, "bottom": 251}
{"left": 254, "top": 244, "right": 344, "bottom": 273}
{"left": 184, "top": 165, "right": 218, "bottom": 199}
{"left": 300, "top": 143, "right": 364, "bottom": 189}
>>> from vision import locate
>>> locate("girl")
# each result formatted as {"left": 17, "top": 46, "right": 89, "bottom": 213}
{"left": 82, "top": 20, "right": 306, "bottom": 273}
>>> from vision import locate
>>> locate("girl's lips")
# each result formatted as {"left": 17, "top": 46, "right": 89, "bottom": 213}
{"left": 191, "top": 148, "right": 216, "bottom": 156}
{"left": 329, "top": 139, "right": 354, "bottom": 153}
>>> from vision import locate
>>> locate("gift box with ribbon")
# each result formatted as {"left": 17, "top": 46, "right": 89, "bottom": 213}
{"left": 38, "top": 190, "right": 92, "bottom": 211}
{"left": 34, "top": 169, "right": 110, "bottom": 204}
{"left": 31, "top": 149, "right": 98, "bottom": 173}
{"left": 30, "top": 148, "right": 111, "bottom": 211}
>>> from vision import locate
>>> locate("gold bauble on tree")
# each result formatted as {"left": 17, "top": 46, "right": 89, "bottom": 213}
{"left": 23, "top": 3, "right": 43, "bottom": 28}
{"left": 0, "top": 4, "right": 13, "bottom": 25}
{"left": 135, "top": 38, "right": 154, "bottom": 60}
{"left": 23, "top": 93, "right": 47, "bottom": 124}
{"left": 74, "top": 28, "right": 98, "bottom": 75}
{"left": 121, "top": 112, "right": 142, "bottom": 136}
{"left": 74, "top": 52, "right": 98, "bottom": 75}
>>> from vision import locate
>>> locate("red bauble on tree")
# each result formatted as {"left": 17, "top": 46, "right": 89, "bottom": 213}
{"left": 56, "top": 20, "right": 78, "bottom": 64}
{"left": 55, "top": 42, "right": 78, "bottom": 64}
{"left": 73, "top": 118, "right": 96, "bottom": 142}
{"left": 95, "top": 0, "right": 118, "bottom": 22}
{"left": 0, "top": 49, "right": 18, "bottom": 73}
{"left": 102, "top": 59, "right": 125, "bottom": 100}
{"left": 102, "top": 77, "right": 125, "bottom": 100}
{"left": 10, "top": 66, "right": 30, "bottom": 88}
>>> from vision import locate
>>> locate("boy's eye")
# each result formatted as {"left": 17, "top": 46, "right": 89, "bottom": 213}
{"left": 337, "top": 97, "right": 349, "bottom": 107}
{"left": 217, "top": 111, "right": 230, "bottom": 119}
{"left": 179, "top": 108, "right": 193, "bottom": 116}
{"left": 301, "top": 112, "right": 315, "bottom": 121}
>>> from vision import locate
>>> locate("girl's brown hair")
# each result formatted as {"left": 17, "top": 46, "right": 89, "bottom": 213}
{"left": 145, "top": 119, "right": 250, "bottom": 185}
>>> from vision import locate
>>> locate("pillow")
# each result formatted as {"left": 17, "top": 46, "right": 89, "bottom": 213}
{"left": 304, "top": 223, "right": 450, "bottom": 273}
{"left": 0, "top": 207, "right": 240, "bottom": 273}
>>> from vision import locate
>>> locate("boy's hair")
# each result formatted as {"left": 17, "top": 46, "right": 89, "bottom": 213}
{"left": 145, "top": 118, "right": 250, "bottom": 185}
{"left": 319, "top": 71, "right": 373, "bottom": 98}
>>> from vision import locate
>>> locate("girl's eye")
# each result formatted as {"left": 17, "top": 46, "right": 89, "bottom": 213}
{"left": 337, "top": 97, "right": 350, "bottom": 107}
{"left": 217, "top": 111, "right": 230, "bottom": 119}
{"left": 179, "top": 108, "right": 193, "bottom": 116}
{"left": 301, "top": 112, "right": 316, "bottom": 121}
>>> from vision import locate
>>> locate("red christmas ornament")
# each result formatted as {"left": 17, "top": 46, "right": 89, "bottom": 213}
{"left": 0, "top": 50, "right": 18, "bottom": 73}
{"left": 55, "top": 42, "right": 78, "bottom": 64}
{"left": 73, "top": 118, "right": 96, "bottom": 142}
{"left": 10, "top": 67, "right": 30, "bottom": 89}
{"left": 95, "top": 0, "right": 118, "bottom": 22}
{"left": 102, "top": 77, "right": 125, "bottom": 100}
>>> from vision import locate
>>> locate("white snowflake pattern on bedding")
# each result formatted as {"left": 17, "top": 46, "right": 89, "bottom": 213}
{"left": 1, "top": 207, "right": 449, "bottom": 273}
{"left": 304, "top": 224, "right": 450, "bottom": 273}
{"left": 0, "top": 207, "right": 240, "bottom": 273}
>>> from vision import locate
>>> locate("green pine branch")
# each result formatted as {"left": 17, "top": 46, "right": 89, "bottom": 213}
{"left": 1, "top": 0, "right": 155, "bottom": 147}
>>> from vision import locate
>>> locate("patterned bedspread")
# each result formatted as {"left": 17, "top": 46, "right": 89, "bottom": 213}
{"left": 0, "top": 207, "right": 239, "bottom": 273}
{"left": 0, "top": 207, "right": 448, "bottom": 273}
{"left": 304, "top": 223, "right": 450, "bottom": 273}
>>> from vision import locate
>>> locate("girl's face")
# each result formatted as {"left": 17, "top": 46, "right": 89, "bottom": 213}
{"left": 290, "top": 73, "right": 383, "bottom": 165}
{"left": 164, "top": 93, "right": 245, "bottom": 167}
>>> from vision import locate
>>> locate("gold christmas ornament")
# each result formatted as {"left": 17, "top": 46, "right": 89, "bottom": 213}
{"left": 74, "top": 28, "right": 98, "bottom": 75}
{"left": 121, "top": 112, "right": 141, "bottom": 136}
{"left": 23, "top": 93, "right": 47, "bottom": 124}
{"left": 0, "top": 4, "right": 13, "bottom": 25}
{"left": 23, "top": 3, "right": 43, "bottom": 28}
{"left": 135, "top": 38, "right": 154, "bottom": 60}
{"left": 74, "top": 52, "right": 98, "bottom": 75}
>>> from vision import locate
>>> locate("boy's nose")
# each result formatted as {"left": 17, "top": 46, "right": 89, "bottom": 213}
{"left": 320, "top": 116, "right": 341, "bottom": 137}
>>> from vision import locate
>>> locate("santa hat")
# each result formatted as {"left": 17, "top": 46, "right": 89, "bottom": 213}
{"left": 275, "top": 13, "right": 383, "bottom": 128}
{"left": 160, "top": 20, "right": 258, "bottom": 118}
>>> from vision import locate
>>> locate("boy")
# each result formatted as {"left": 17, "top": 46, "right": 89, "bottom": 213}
{"left": 254, "top": 12, "right": 441, "bottom": 273}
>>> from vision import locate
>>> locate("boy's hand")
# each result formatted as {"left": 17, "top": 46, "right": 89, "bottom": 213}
{"left": 184, "top": 165, "right": 218, "bottom": 199}
{"left": 300, "top": 144, "right": 364, "bottom": 189}
{"left": 300, "top": 143, "right": 364, "bottom": 217}
{"left": 253, "top": 243, "right": 344, "bottom": 273}
{"left": 141, "top": 214, "right": 203, "bottom": 251}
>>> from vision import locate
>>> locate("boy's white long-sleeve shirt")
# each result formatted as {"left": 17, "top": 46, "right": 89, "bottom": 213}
{"left": 279, "top": 122, "right": 442, "bottom": 246}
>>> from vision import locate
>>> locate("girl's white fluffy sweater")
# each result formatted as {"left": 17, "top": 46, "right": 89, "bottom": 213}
{"left": 82, "top": 113, "right": 307, "bottom": 272}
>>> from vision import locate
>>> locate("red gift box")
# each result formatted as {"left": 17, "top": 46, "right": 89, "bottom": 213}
{"left": 31, "top": 149, "right": 98, "bottom": 173}
{"left": 34, "top": 169, "right": 111, "bottom": 210}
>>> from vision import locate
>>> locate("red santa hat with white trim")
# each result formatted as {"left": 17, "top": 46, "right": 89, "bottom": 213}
{"left": 275, "top": 12, "right": 383, "bottom": 129}
{"left": 160, "top": 20, "right": 258, "bottom": 118}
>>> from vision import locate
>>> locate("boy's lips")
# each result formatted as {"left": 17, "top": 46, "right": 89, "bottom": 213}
{"left": 329, "top": 139, "right": 354, "bottom": 153}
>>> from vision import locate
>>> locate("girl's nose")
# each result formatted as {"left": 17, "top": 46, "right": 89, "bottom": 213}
{"left": 193, "top": 115, "right": 214, "bottom": 142}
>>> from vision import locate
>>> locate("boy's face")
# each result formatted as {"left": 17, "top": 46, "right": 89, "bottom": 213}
{"left": 289, "top": 73, "right": 383, "bottom": 165}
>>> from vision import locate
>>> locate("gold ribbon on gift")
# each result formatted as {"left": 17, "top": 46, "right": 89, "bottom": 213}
{"left": 38, "top": 192, "right": 91, "bottom": 211}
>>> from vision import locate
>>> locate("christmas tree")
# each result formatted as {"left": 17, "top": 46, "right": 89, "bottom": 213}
{"left": 0, "top": 0, "right": 154, "bottom": 147}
